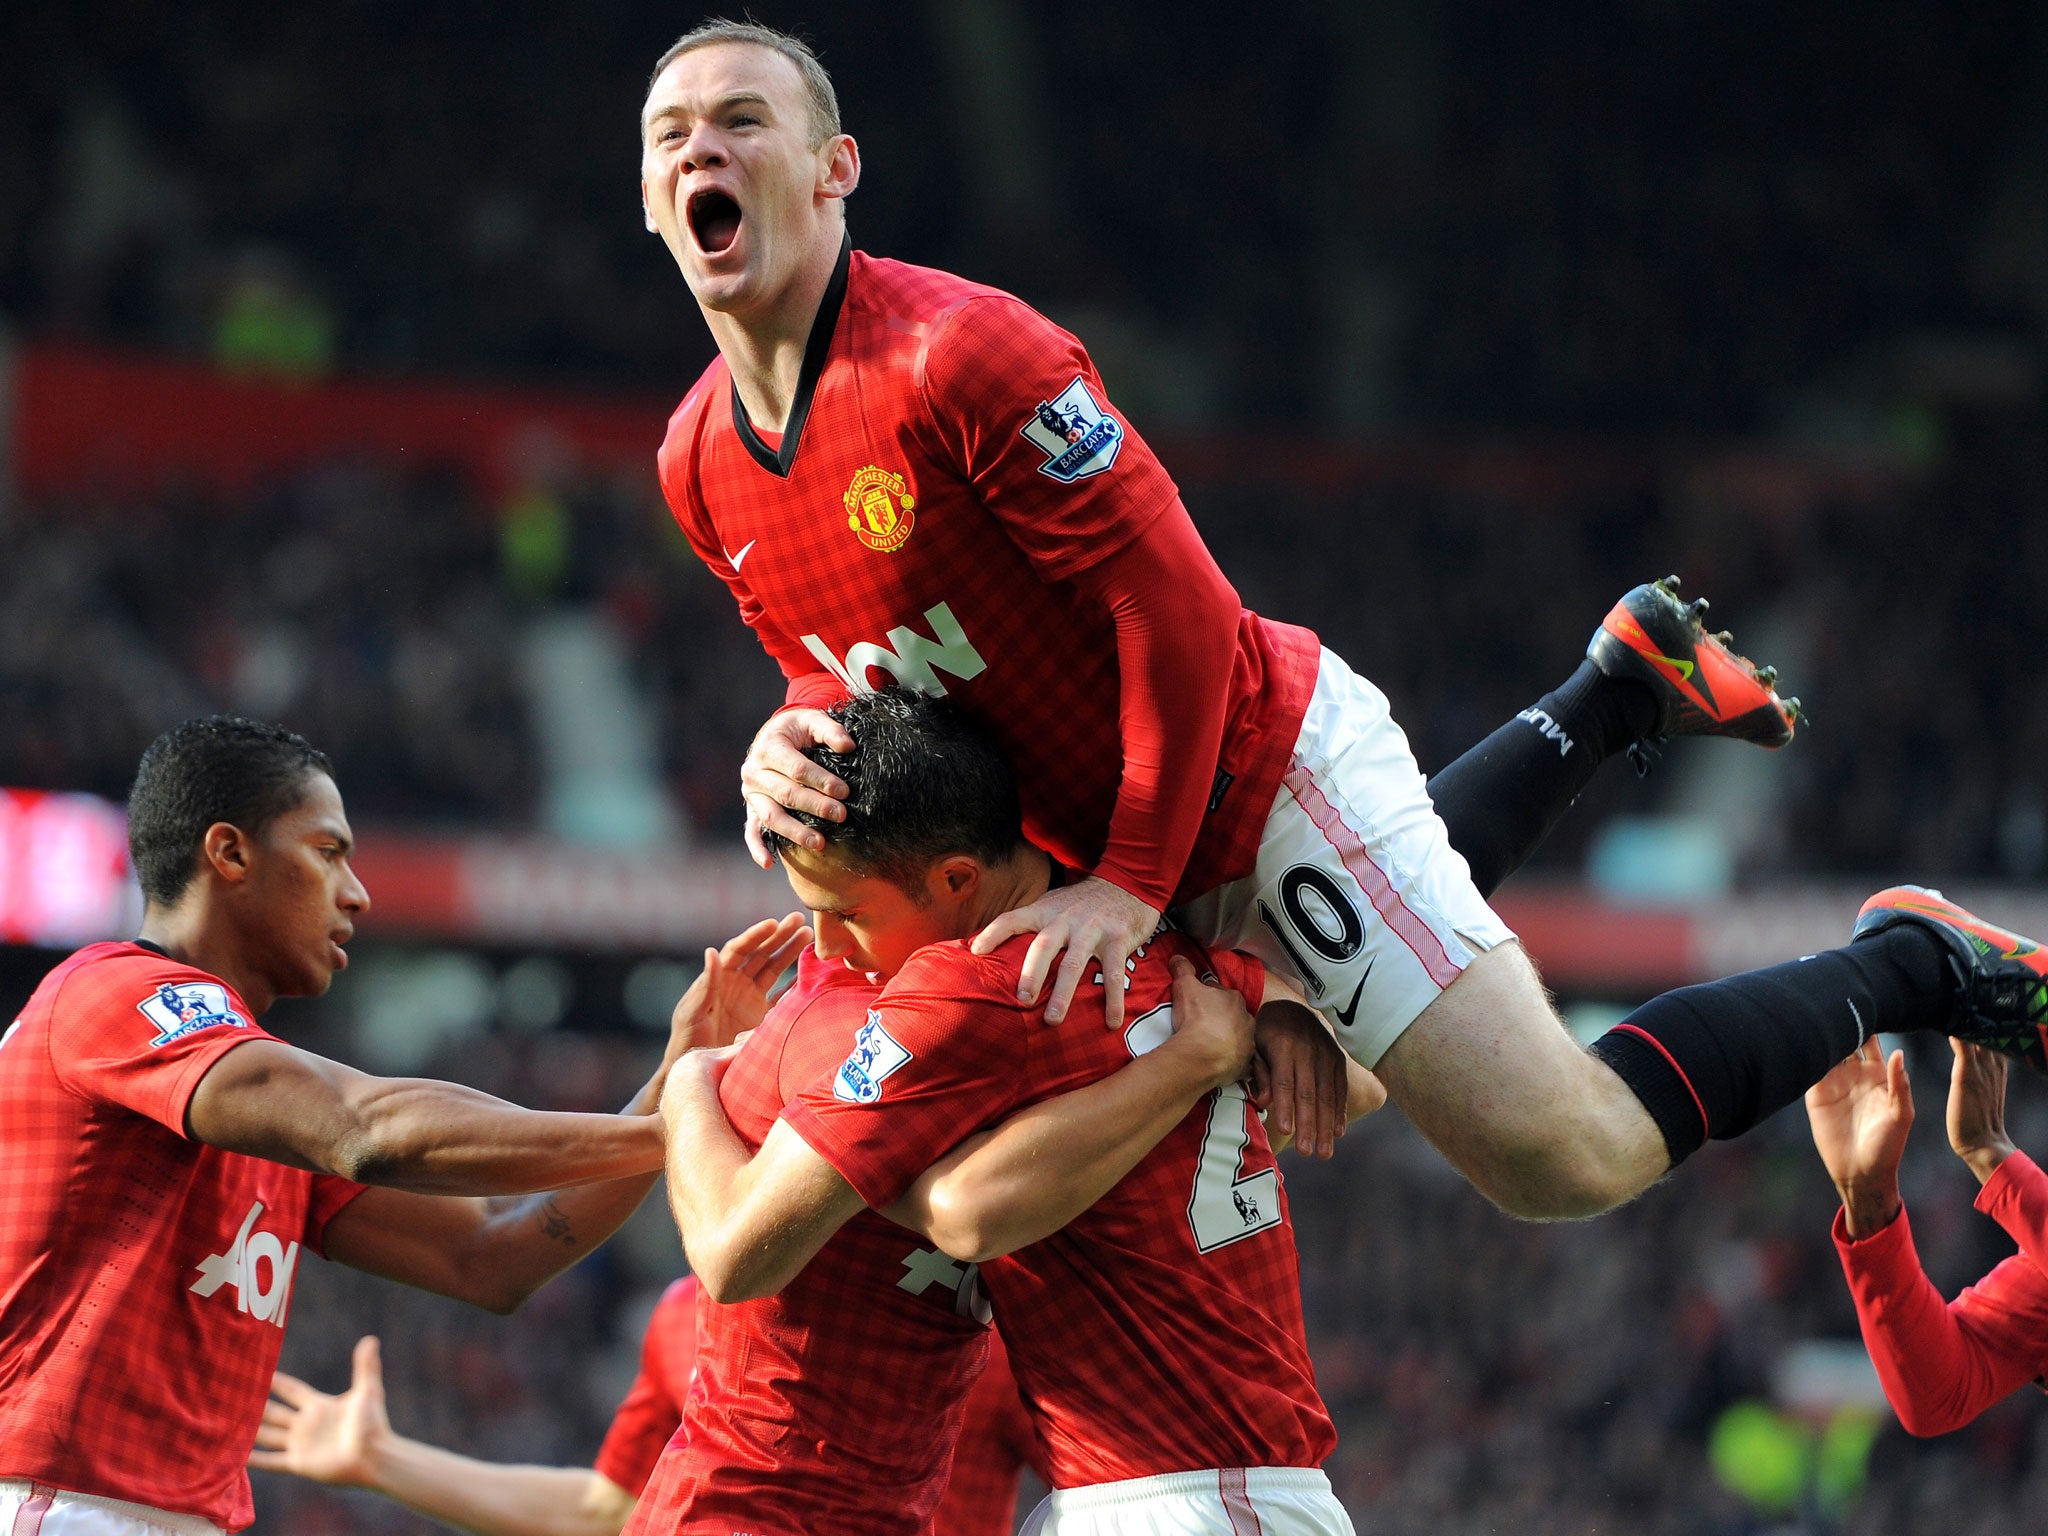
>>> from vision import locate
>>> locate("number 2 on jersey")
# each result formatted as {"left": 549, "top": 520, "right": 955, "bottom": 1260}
{"left": 1126, "top": 1001, "right": 1284, "bottom": 1253}
{"left": 1187, "top": 1082, "right": 1282, "bottom": 1253}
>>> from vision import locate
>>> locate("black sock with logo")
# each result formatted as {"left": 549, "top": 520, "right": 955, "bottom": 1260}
{"left": 1588, "top": 925, "right": 1952, "bottom": 1164}
{"left": 1426, "top": 660, "right": 1658, "bottom": 898}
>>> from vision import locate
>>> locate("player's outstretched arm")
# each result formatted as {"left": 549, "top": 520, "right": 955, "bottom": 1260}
{"left": 1809, "top": 1041, "right": 2048, "bottom": 1434}
{"left": 659, "top": 1045, "right": 865, "bottom": 1303}
{"left": 317, "top": 916, "right": 812, "bottom": 1314}
{"left": 253, "top": 1337, "right": 635, "bottom": 1536}
{"left": 186, "top": 1043, "right": 662, "bottom": 1196}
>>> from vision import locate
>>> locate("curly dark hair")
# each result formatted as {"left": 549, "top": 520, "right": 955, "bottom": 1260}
{"left": 128, "top": 716, "right": 334, "bottom": 906}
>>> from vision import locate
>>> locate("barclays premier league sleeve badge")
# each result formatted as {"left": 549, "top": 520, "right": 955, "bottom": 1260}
{"left": 1020, "top": 377, "right": 1124, "bottom": 483}
{"left": 138, "top": 981, "right": 250, "bottom": 1048}
{"left": 833, "top": 1012, "right": 914, "bottom": 1104}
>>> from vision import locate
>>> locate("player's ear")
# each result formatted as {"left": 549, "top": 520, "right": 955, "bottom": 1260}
{"left": 931, "top": 855, "right": 981, "bottom": 905}
{"left": 641, "top": 180, "right": 659, "bottom": 234}
{"left": 200, "top": 822, "right": 255, "bottom": 886}
{"left": 819, "top": 133, "right": 860, "bottom": 204}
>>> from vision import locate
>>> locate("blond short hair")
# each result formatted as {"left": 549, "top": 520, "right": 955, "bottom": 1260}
{"left": 649, "top": 20, "right": 841, "bottom": 147}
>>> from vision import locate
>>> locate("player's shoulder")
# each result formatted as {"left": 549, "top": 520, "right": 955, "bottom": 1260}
{"left": 657, "top": 355, "right": 732, "bottom": 485}
{"left": 883, "top": 938, "right": 1025, "bottom": 1008}
{"left": 849, "top": 249, "right": 1013, "bottom": 322}
{"left": 46, "top": 943, "right": 257, "bottom": 1046}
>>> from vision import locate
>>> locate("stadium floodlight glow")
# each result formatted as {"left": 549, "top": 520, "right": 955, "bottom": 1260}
{"left": 0, "top": 788, "right": 143, "bottom": 947}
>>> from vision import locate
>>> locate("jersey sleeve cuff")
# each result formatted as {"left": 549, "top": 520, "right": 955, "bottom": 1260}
{"left": 1833, "top": 1201, "right": 1915, "bottom": 1268}
{"left": 1975, "top": 1150, "right": 2041, "bottom": 1219}
{"left": 1086, "top": 861, "right": 1173, "bottom": 916}
{"left": 778, "top": 1099, "right": 905, "bottom": 1210}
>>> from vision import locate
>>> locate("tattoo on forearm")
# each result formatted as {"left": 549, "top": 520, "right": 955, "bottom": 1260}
{"left": 538, "top": 1194, "right": 577, "bottom": 1247}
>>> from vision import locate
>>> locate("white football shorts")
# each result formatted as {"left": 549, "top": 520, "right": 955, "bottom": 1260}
{"left": 1019, "top": 1467, "right": 1355, "bottom": 1535}
{"left": 1175, "top": 646, "right": 1515, "bottom": 1068}
{"left": 0, "top": 1482, "right": 224, "bottom": 1536}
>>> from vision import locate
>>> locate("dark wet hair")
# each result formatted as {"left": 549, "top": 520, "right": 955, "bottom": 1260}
{"left": 128, "top": 716, "right": 334, "bottom": 906}
{"left": 765, "top": 688, "right": 1023, "bottom": 893}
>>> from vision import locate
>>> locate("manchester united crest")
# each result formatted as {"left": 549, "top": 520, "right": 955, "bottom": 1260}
{"left": 843, "top": 465, "right": 916, "bottom": 553}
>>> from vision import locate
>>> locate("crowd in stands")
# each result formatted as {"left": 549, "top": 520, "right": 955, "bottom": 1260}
{"left": 2, "top": 3, "right": 2038, "bottom": 430}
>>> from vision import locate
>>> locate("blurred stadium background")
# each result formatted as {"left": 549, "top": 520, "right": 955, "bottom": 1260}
{"left": 5, "top": 2, "right": 2048, "bottom": 1531}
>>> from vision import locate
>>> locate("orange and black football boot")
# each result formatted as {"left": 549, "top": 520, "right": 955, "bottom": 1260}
{"left": 1853, "top": 886, "right": 2048, "bottom": 1074}
{"left": 1587, "top": 576, "right": 1802, "bottom": 751}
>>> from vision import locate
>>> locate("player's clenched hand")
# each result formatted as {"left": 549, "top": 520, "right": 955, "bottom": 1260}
{"left": 1160, "top": 956, "right": 1256, "bottom": 1089}
{"left": 665, "top": 914, "right": 810, "bottom": 1066}
{"left": 250, "top": 1335, "right": 390, "bottom": 1486}
{"left": 660, "top": 1039, "right": 745, "bottom": 1130}
{"left": 971, "top": 875, "right": 1163, "bottom": 1029}
{"left": 1804, "top": 1039, "right": 1913, "bottom": 1238}
{"left": 740, "top": 709, "right": 856, "bottom": 868}
{"left": 1250, "top": 1001, "right": 1348, "bottom": 1160}
{"left": 1948, "top": 1040, "right": 2016, "bottom": 1186}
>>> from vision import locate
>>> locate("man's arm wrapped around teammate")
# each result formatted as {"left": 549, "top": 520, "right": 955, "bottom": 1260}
{"left": 659, "top": 956, "right": 1259, "bottom": 1301}
{"left": 1807, "top": 1039, "right": 2048, "bottom": 1434}
{"left": 199, "top": 916, "right": 805, "bottom": 1313}
{"left": 887, "top": 974, "right": 1384, "bottom": 1263}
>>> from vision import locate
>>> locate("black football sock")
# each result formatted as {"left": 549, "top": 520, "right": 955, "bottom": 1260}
{"left": 1588, "top": 924, "right": 1952, "bottom": 1164}
{"left": 1427, "top": 660, "right": 1659, "bottom": 898}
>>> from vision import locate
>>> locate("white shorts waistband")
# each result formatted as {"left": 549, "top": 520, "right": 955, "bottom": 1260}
{"left": 0, "top": 1480, "right": 226, "bottom": 1536}
{"left": 1051, "top": 1467, "right": 1334, "bottom": 1511}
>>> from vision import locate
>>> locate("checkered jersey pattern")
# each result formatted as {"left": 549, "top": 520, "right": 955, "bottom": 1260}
{"left": 625, "top": 952, "right": 994, "bottom": 1536}
{"left": 0, "top": 944, "right": 363, "bottom": 1531}
{"left": 784, "top": 933, "right": 1336, "bottom": 1487}
{"left": 658, "top": 251, "right": 1320, "bottom": 907}
{"left": 934, "top": 1328, "right": 1042, "bottom": 1536}
{"left": 593, "top": 1275, "right": 700, "bottom": 1497}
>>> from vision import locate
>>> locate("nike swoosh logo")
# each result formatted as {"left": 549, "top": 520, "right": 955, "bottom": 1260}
{"left": 1648, "top": 650, "right": 1694, "bottom": 681}
{"left": 1332, "top": 961, "right": 1373, "bottom": 1028}
{"left": 724, "top": 540, "right": 757, "bottom": 571}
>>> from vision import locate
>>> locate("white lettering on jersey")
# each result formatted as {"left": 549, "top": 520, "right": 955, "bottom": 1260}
{"left": 800, "top": 602, "right": 988, "bottom": 697}
{"left": 833, "top": 1013, "right": 913, "bottom": 1104}
{"left": 190, "top": 1200, "right": 301, "bottom": 1328}
{"left": 898, "top": 1245, "right": 993, "bottom": 1323}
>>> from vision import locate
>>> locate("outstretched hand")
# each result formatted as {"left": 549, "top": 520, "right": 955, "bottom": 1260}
{"left": 250, "top": 1335, "right": 389, "bottom": 1486}
{"left": 1948, "top": 1040, "right": 2016, "bottom": 1185}
{"left": 666, "top": 913, "right": 810, "bottom": 1059}
{"left": 969, "top": 875, "right": 1163, "bottom": 1029}
{"left": 1805, "top": 1039, "right": 1913, "bottom": 1238}
{"left": 740, "top": 708, "right": 856, "bottom": 867}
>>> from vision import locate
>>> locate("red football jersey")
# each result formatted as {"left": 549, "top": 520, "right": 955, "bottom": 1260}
{"left": 784, "top": 929, "right": 1337, "bottom": 1488}
{"left": 934, "top": 1327, "right": 1042, "bottom": 1536}
{"left": 0, "top": 943, "right": 364, "bottom": 1531}
{"left": 658, "top": 247, "right": 1320, "bottom": 908}
{"left": 593, "top": 1275, "right": 701, "bottom": 1496}
{"left": 625, "top": 952, "right": 996, "bottom": 1536}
